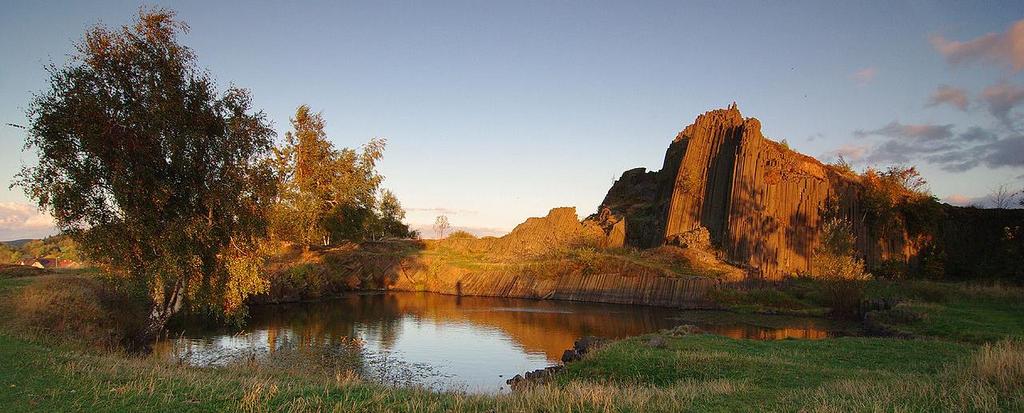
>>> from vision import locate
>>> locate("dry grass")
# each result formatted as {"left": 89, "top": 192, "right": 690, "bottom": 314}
{"left": 0, "top": 264, "right": 50, "bottom": 278}
{"left": 3, "top": 275, "right": 146, "bottom": 350}
{"left": 959, "top": 282, "right": 1024, "bottom": 302}
{"left": 969, "top": 339, "right": 1024, "bottom": 392}
{"left": 805, "top": 339, "right": 1024, "bottom": 412}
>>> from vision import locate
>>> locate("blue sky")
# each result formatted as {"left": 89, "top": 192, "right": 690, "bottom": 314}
{"left": 2, "top": 1, "right": 1024, "bottom": 239}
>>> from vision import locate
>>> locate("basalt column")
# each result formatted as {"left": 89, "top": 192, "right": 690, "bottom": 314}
{"left": 724, "top": 118, "right": 832, "bottom": 279}
{"left": 663, "top": 104, "right": 745, "bottom": 243}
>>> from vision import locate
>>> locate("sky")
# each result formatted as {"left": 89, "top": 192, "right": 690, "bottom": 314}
{"left": 2, "top": 1, "right": 1024, "bottom": 240}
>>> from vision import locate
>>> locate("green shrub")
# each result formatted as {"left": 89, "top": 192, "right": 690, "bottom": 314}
{"left": 810, "top": 217, "right": 871, "bottom": 318}
{"left": 447, "top": 230, "right": 476, "bottom": 239}
{"left": 871, "top": 259, "right": 909, "bottom": 280}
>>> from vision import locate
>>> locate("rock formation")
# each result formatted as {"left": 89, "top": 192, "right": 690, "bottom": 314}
{"left": 489, "top": 207, "right": 607, "bottom": 255}
{"left": 590, "top": 103, "right": 1024, "bottom": 280}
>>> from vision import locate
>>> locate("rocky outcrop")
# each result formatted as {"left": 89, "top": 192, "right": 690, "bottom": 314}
{"left": 488, "top": 207, "right": 607, "bottom": 255}
{"left": 589, "top": 104, "right": 843, "bottom": 278}
{"left": 387, "top": 264, "right": 720, "bottom": 307}
{"left": 593, "top": 103, "right": 1024, "bottom": 280}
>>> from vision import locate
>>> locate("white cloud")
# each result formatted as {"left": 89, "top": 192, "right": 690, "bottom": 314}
{"left": 850, "top": 67, "right": 877, "bottom": 86}
{"left": 980, "top": 82, "right": 1024, "bottom": 123}
{"left": 942, "top": 194, "right": 977, "bottom": 206}
{"left": 0, "top": 202, "right": 56, "bottom": 241}
{"left": 931, "top": 19, "right": 1024, "bottom": 72}
{"left": 823, "top": 144, "right": 869, "bottom": 163}
{"left": 926, "top": 85, "right": 969, "bottom": 111}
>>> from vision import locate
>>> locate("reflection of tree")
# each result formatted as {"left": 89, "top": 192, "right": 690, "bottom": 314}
{"left": 360, "top": 294, "right": 401, "bottom": 350}
{"left": 250, "top": 293, "right": 405, "bottom": 352}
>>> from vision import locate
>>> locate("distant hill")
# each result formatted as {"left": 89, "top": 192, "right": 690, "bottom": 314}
{"left": 1, "top": 239, "right": 37, "bottom": 248}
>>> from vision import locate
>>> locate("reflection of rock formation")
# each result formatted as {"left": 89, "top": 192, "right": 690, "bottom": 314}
{"left": 246, "top": 293, "right": 681, "bottom": 361}
{"left": 384, "top": 292, "right": 681, "bottom": 360}
{"left": 241, "top": 293, "right": 833, "bottom": 362}
{"left": 701, "top": 326, "right": 829, "bottom": 340}
{"left": 161, "top": 293, "right": 836, "bottom": 370}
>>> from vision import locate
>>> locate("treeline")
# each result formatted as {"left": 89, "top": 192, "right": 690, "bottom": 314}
{"left": 0, "top": 235, "right": 83, "bottom": 264}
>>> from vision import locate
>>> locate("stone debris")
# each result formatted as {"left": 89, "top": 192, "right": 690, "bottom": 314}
{"left": 646, "top": 335, "right": 667, "bottom": 348}
{"left": 507, "top": 336, "right": 605, "bottom": 391}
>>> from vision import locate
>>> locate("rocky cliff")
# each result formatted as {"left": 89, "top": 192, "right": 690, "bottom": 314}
{"left": 590, "top": 104, "right": 1024, "bottom": 280}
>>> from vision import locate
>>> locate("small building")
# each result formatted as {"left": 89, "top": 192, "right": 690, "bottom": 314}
{"left": 36, "top": 258, "right": 80, "bottom": 269}
{"left": 17, "top": 258, "right": 44, "bottom": 268}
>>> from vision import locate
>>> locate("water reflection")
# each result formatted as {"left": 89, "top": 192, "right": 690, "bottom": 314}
{"left": 159, "top": 292, "right": 835, "bottom": 392}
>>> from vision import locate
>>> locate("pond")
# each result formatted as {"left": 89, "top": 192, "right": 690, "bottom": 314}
{"left": 157, "top": 292, "right": 840, "bottom": 393}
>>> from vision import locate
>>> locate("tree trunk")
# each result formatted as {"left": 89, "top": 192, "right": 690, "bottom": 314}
{"left": 134, "top": 281, "right": 183, "bottom": 352}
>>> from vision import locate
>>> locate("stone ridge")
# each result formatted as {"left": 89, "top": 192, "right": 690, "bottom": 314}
{"left": 590, "top": 104, "right": 1023, "bottom": 279}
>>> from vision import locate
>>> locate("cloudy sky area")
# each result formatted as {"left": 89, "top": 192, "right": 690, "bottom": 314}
{"left": 2, "top": 1, "right": 1024, "bottom": 240}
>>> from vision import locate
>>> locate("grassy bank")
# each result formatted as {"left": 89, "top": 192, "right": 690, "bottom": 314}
{"left": 557, "top": 335, "right": 1022, "bottom": 411}
{"left": 258, "top": 238, "right": 742, "bottom": 304}
{"left": 2, "top": 271, "right": 1023, "bottom": 411}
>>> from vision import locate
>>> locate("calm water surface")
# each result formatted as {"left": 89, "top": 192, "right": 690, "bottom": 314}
{"left": 159, "top": 292, "right": 837, "bottom": 392}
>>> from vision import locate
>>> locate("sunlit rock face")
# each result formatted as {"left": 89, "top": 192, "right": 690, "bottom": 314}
{"left": 593, "top": 104, "right": 1023, "bottom": 279}
{"left": 492, "top": 207, "right": 606, "bottom": 255}
{"left": 592, "top": 104, "right": 852, "bottom": 278}
{"left": 664, "top": 104, "right": 851, "bottom": 278}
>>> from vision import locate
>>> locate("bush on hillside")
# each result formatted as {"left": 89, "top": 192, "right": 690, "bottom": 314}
{"left": 447, "top": 230, "right": 476, "bottom": 239}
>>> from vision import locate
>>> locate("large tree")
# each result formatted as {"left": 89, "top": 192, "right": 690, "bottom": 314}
{"left": 14, "top": 9, "right": 277, "bottom": 342}
{"left": 377, "top": 189, "right": 412, "bottom": 239}
{"left": 271, "top": 105, "right": 393, "bottom": 245}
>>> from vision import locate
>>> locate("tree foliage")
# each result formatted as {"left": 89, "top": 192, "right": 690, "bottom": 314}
{"left": 19, "top": 235, "right": 82, "bottom": 261}
{"left": 14, "top": 8, "right": 277, "bottom": 340}
{"left": 271, "top": 105, "right": 410, "bottom": 245}
{"left": 434, "top": 215, "right": 451, "bottom": 239}
{"left": 370, "top": 189, "right": 412, "bottom": 240}
{"left": 811, "top": 217, "right": 870, "bottom": 281}
{"left": 0, "top": 244, "right": 20, "bottom": 264}
{"left": 862, "top": 165, "right": 943, "bottom": 238}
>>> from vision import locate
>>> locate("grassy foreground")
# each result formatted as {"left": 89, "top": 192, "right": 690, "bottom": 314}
{"left": 1, "top": 273, "right": 1022, "bottom": 412}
